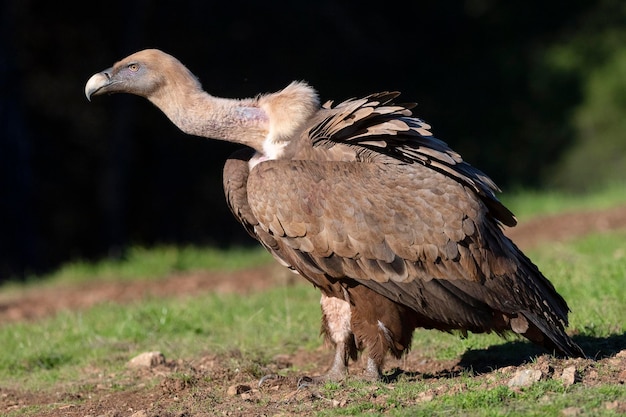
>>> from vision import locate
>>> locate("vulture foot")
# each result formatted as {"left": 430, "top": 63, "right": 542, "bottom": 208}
{"left": 297, "top": 353, "right": 386, "bottom": 387}
{"left": 258, "top": 340, "right": 351, "bottom": 389}
{"left": 257, "top": 373, "right": 283, "bottom": 387}
{"left": 297, "top": 355, "right": 385, "bottom": 386}
{"left": 296, "top": 375, "right": 327, "bottom": 389}
{"left": 257, "top": 373, "right": 341, "bottom": 390}
{"left": 295, "top": 368, "right": 347, "bottom": 389}
{"left": 292, "top": 354, "right": 350, "bottom": 389}
{"left": 364, "top": 356, "right": 384, "bottom": 381}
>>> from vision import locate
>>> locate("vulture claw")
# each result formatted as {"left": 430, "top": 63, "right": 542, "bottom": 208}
{"left": 296, "top": 376, "right": 315, "bottom": 389}
{"left": 296, "top": 374, "right": 343, "bottom": 389}
{"left": 259, "top": 373, "right": 331, "bottom": 390}
{"left": 258, "top": 373, "right": 282, "bottom": 387}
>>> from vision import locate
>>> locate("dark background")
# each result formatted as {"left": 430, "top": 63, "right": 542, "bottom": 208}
{"left": 0, "top": 0, "right": 622, "bottom": 280}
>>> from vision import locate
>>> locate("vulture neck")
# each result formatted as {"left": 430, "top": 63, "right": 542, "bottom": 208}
{"left": 146, "top": 73, "right": 320, "bottom": 159}
{"left": 148, "top": 85, "right": 270, "bottom": 152}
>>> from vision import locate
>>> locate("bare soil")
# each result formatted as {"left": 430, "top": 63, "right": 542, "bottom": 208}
{"left": 1, "top": 205, "right": 626, "bottom": 416}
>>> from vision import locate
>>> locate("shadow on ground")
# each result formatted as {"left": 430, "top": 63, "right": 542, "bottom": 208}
{"left": 382, "top": 332, "right": 626, "bottom": 382}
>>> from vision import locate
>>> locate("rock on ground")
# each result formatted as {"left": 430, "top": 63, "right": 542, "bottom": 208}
{"left": 508, "top": 369, "right": 542, "bottom": 387}
{"left": 127, "top": 351, "right": 166, "bottom": 369}
{"left": 560, "top": 366, "right": 579, "bottom": 387}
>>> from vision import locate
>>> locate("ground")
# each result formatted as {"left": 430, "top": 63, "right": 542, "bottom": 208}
{"left": 1, "top": 205, "right": 625, "bottom": 416}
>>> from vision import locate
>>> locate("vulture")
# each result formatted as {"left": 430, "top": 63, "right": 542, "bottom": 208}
{"left": 85, "top": 49, "right": 585, "bottom": 380}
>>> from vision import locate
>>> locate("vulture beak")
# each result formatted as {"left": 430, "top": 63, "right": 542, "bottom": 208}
{"left": 84, "top": 68, "right": 114, "bottom": 101}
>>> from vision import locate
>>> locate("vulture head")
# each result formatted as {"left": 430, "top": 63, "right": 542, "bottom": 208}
{"left": 85, "top": 49, "right": 200, "bottom": 101}
{"left": 85, "top": 49, "right": 320, "bottom": 156}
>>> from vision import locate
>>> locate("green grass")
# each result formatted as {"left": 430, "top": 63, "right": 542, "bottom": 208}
{"left": 501, "top": 182, "right": 626, "bottom": 221}
{"left": 0, "top": 283, "right": 320, "bottom": 389}
{"left": 12, "top": 245, "right": 272, "bottom": 287}
{"left": 527, "top": 231, "right": 626, "bottom": 337}
{"left": 315, "top": 378, "right": 625, "bottom": 416}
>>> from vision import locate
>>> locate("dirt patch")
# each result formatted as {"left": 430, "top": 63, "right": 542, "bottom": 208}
{"left": 0, "top": 264, "right": 296, "bottom": 324}
{"left": 504, "top": 205, "right": 626, "bottom": 249}
{"left": 1, "top": 205, "right": 626, "bottom": 416}
{"left": 2, "top": 348, "right": 625, "bottom": 416}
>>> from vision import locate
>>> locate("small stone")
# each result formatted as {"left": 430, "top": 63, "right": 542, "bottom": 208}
{"left": 130, "top": 411, "right": 149, "bottom": 417}
{"left": 507, "top": 369, "right": 542, "bottom": 387}
{"left": 615, "top": 349, "right": 626, "bottom": 359}
{"left": 127, "top": 351, "right": 166, "bottom": 369}
{"left": 560, "top": 366, "right": 578, "bottom": 387}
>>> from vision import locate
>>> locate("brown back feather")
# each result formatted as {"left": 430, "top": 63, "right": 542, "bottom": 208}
{"left": 309, "top": 92, "right": 517, "bottom": 227}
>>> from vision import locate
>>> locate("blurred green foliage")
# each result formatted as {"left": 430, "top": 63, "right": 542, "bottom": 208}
{"left": 541, "top": 1, "right": 626, "bottom": 190}
{"left": 551, "top": 48, "right": 626, "bottom": 190}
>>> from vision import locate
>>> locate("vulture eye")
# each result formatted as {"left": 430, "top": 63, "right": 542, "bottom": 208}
{"left": 128, "top": 63, "right": 139, "bottom": 72}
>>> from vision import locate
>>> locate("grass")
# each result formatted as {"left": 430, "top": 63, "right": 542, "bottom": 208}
{"left": 8, "top": 245, "right": 273, "bottom": 288}
{"left": 501, "top": 182, "right": 626, "bottom": 221}
{"left": 1, "top": 188, "right": 625, "bottom": 415}
{"left": 315, "top": 379, "right": 625, "bottom": 416}
{"left": 0, "top": 282, "right": 320, "bottom": 389}
{"left": 527, "top": 231, "right": 626, "bottom": 336}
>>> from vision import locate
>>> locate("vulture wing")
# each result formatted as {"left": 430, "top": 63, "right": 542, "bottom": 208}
{"left": 228, "top": 93, "right": 582, "bottom": 357}
{"left": 245, "top": 159, "right": 580, "bottom": 356}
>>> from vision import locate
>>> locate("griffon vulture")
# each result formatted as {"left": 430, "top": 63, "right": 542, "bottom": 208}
{"left": 85, "top": 49, "right": 585, "bottom": 380}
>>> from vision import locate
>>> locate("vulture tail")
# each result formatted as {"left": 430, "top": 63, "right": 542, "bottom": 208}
{"left": 521, "top": 312, "right": 587, "bottom": 358}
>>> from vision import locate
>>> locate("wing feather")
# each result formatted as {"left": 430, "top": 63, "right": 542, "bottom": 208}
{"left": 309, "top": 92, "right": 517, "bottom": 228}
{"left": 249, "top": 160, "right": 494, "bottom": 282}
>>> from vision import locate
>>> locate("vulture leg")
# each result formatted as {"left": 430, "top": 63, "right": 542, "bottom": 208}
{"left": 349, "top": 285, "right": 419, "bottom": 380}
{"left": 260, "top": 293, "right": 355, "bottom": 388}
{"left": 319, "top": 294, "right": 357, "bottom": 380}
{"left": 366, "top": 357, "right": 383, "bottom": 380}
